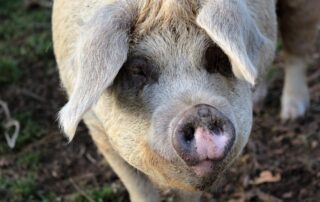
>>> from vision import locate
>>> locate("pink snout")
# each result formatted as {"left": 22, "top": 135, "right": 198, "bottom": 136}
{"left": 172, "top": 104, "right": 235, "bottom": 176}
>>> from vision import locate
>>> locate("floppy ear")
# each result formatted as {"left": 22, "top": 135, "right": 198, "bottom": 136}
{"left": 59, "top": 3, "right": 136, "bottom": 140}
{"left": 197, "top": 0, "right": 273, "bottom": 85}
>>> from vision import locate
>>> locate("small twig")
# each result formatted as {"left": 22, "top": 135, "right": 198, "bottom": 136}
{"left": 17, "top": 131, "right": 60, "bottom": 154}
{"left": 69, "top": 178, "right": 95, "bottom": 202}
{"left": 3, "top": 120, "right": 20, "bottom": 149}
{"left": 85, "top": 153, "right": 97, "bottom": 164}
{"left": 0, "top": 99, "right": 20, "bottom": 149}
{"left": 20, "top": 89, "right": 46, "bottom": 102}
{"left": 77, "top": 145, "right": 86, "bottom": 158}
{"left": 254, "top": 189, "right": 283, "bottom": 202}
{"left": 0, "top": 100, "right": 10, "bottom": 120}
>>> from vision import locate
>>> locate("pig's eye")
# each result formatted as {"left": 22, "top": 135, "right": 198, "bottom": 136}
{"left": 125, "top": 58, "right": 149, "bottom": 87}
{"left": 205, "top": 46, "right": 233, "bottom": 77}
{"left": 114, "top": 57, "right": 158, "bottom": 95}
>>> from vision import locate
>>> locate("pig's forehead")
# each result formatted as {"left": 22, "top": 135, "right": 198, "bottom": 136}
{"left": 131, "top": 27, "right": 212, "bottom": 69}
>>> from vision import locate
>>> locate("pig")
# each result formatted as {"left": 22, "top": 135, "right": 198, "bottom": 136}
{"left": 52, "top": 0, "right": 319, "bottom": 201}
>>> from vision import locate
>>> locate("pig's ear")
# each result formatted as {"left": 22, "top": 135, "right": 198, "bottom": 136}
{"left": 59, "top": 3, "right": 136, "bottom": 141}
{"left": 197, "top": 0, "right": 273, "bottom": 85}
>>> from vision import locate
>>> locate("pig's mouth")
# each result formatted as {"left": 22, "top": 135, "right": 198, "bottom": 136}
{"left": 185, "top": 159, "right": 228, "bottom": 191}
{"left": 191, "top": 159, "right": 219, "bottom": 177}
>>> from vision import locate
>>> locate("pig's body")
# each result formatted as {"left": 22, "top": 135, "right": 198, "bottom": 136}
{"left": 52, "top": 0, "right": 319, "bottom": 201}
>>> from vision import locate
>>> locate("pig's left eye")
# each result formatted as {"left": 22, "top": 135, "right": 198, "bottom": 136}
{"left": 205, "top": 46, "right": 233, "bottom": 77}
{"left": 114, "top": 57, "right": 158, "bottom": 95}
{"left": 125, "top": 58, "right": 149, "bottom": 88}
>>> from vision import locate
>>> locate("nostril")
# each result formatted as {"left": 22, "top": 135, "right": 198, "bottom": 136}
{"left": 182, "top": 125, "right": 195, "bottom": 143}
{"left": 209, "top": 121, "right": 223, "bottom": 135}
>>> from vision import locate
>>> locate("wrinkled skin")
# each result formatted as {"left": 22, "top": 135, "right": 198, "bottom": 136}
{"left": 52, "top": 0, "right": 320, "bottom": 201}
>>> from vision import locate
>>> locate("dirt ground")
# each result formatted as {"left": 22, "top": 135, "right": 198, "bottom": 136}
{"left": 0, "top": 1, "right": 319, "bottom": 202}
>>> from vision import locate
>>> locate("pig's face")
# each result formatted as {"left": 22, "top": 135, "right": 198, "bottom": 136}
{"left": 102, "top": 27, "right": 253, "bottom": 191}
{"left": 59, "top": 0, "right": 276, "bottom": 192}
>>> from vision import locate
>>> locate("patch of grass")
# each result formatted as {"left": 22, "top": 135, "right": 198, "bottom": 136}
{"left": 0, "top": 0, "right": 21, "bottom": 17}
{"left": 15, "top": 112, "right": 43, "bottom": 148}
{"left": 26, "top": 30, "right": 53, "bottom": 56}
{"left": 36, "top": 191, "right": 58, "bottom": 202}
{"left": 0, "top": 112, "right": 44, "bottom": 154}
{"left": 0, "top": 175, "right": 56, "bottom": 202}
{"left": 91, "top": 186, "right": 118, "bottom": 202}
{"left": 0, "top": 0, "right": 52, "bottom": 154}
{"left": 0, "top": 57, "right": 22, "bottom": 84}
{"left": 74, "top": 186, "right": 118, "bottom": 202}
{"left": 0, "top": 175, "right": 37, "bottom": 201}
{"left": 17, "top": 151, "right": 41, "bottom": 170}
{"left": 0, "top": 1, "right": 58, "bottom": 201}
{"left": 0, "top": 141, "right": 9, "bottom": 155}
{"left": 0, "top": 0, "right": 54, "bottom": 86}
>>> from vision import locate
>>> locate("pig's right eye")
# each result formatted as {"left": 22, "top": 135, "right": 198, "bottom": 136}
{"left": 205, "top": 46, "right": 233, "bottom": 77}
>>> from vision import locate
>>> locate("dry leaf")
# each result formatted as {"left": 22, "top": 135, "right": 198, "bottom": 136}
{"left": 253, "top": 170, "right": 281, "bottom": 185}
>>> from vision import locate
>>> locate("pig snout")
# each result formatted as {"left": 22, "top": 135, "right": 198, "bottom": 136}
{"left": 172, "top": 104, "right": 235, "bottom": 177}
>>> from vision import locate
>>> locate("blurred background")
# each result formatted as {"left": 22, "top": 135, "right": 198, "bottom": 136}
{"left": 0, "top": 0, "right": 319, "bottom": 201}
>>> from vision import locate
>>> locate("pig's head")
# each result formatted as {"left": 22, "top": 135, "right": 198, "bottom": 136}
{"left": 59, "top": 0, "right": 276, "bottom": 192}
